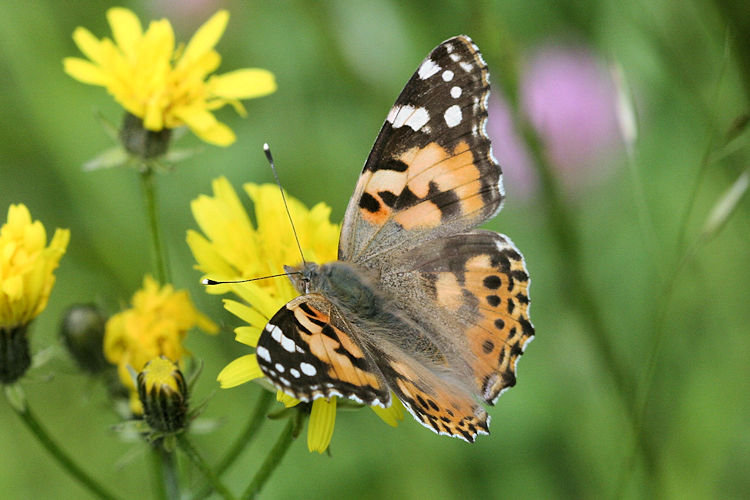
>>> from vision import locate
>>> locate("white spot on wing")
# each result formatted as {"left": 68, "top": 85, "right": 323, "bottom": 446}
{"left": 444, "top": 105, "right": 462, "bottom": 128}
{"left": 269, "top": 324, "right": 282, "bottom": 343}
{"left": 280, "top": 334, "right": 296, "bottom": 353}
{"left": 404, "top": 107, "right": 430, "bottom": 131}
{"left": 256, "top": 346, "right": 271, "bottom": 363}
{"left": 418, "top": 58, "right": 441, "bottom": 80}
{"left": 386, "top": 106, "right": 399, "bottom": 124}
{"left": 274, "top": 363, "right": 285, "bottom": 373}
{"left": 450, "top": 86, "right": 462, "bottom": 99}
{"left": 459, "top": 61, "right": 473, "bottom": 73}
{"left": 450, "top": 53, "right": 461, "bottom": 62}
{"left": 442, "top": 70, "right": 454, "bottom": 81}
{"left": 391, "top": 105, "right": 430, "bottom": 131}
{"left": 290, "top": 368, "right": 301, "bottom": 378}
{"left": 300, "top": 362, "right": 317, "bottom": 376}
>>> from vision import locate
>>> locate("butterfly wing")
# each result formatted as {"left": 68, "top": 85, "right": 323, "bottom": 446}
{"left": 339, "top": 35, "right": 504, "bottom": 265}
{"left": 256, "top": 294, "right": 391, "bottom": 407}
{"left": 380, "top": 230, "right": 534, "bottom": 405}
{"left": 372, "top": 348, "right": 490, "bottom": 442}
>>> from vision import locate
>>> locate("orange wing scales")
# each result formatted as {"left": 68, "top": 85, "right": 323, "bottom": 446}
{"left": 404, "top": 230, "right": 534, "bottom": 405}
{"left": 256, "top": 296, "right": 391, "bottom": 408}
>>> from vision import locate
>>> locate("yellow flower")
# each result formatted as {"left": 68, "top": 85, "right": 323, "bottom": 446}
{"left": 188, "top": 177, "right": 404, "bottom": 453}
{"left": 1, "top": 204, "right": 69, "bottom": 384}
{"left": 0, "top": 204, "right": 70, "bottom": 330}
{"left": 64, "top": 8, "right": 276, "bottom": 146}
{"left": 104, "top": 275, "right": 217, "bottom": 413}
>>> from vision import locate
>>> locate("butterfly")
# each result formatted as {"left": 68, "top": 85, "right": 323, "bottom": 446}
{"left": 255, "top": 35, "right": 534, "bottom": 442}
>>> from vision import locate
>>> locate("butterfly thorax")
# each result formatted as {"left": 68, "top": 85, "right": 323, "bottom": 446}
{"left": 286, "top": 261, "right": 453, "bottom": 368}
{"left": 285, "top": 261, "right": 385, "bottom": 322}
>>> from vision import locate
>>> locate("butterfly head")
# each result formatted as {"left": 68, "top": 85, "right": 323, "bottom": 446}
{"left": 283, "top": 262, "right": 320, "bottom": 295}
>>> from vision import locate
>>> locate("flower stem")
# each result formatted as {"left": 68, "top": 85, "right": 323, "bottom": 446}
{"left": 217, "top": 390, "right": 275, "bottom": 476}
{"left": 179, "top": 435, "right": 235, "bottom": 500}
{"left": 139, "top": 168, "right": 170, "bottom": 284}
{"left": 159, "top": 447, "right": 180, "bottom": 500}
{"left": 150, "top": 447, "right": 167, "bottom": 500}
{"left": 6, "top": 387, "right": 118, "bottom": 500}
{"left": 193, "top": 390, "right": 275, "bottom": 499}
{"left": 240, "top": 410, "right": 304, "bottom": 500}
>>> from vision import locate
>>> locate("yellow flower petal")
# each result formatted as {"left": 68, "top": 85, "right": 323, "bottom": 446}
{"left": 178, "top": 10, "right": 228, "bottom": 69}
{"left": 308, "top": 398, "right": 337, "bottom": 453}
{"left": 106, "top": 7, "right": 143, "bottom": 61}
{"left": 222, "top": 299, "right": 264, "bottom": 328}
{"left": 217, "top": 354, "right": 263, "bottom": 388}
{"left": 63, "top": 58, "right": 109, "bottom": 85}
{"left": 234, "top": 325, "right": 262, "bottom": 347}
{"left": 186, "top": 229, "right": 238, "bottom": 280}
{"left": 371, "top": 395, "right": 405, "bottom": 427}
{"left": 277, "top": 391, "right": 299, "bottom": 407}
{"left": 175, "top": 106, "right": 235, "bottom": 146}
{"left": 209, "top": 69, "right": 277, "bottom": 99}
{"left": 71, "top": 27, "right": 106, "bottom": 65}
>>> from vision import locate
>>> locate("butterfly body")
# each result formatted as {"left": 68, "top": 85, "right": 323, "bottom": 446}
{"left": 256, "top": 36, "right": 534, "bottom": 442}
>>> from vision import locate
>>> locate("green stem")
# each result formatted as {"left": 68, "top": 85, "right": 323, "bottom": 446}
{"left": 217, "top": 390, "right": 275, "bottom": 476}
{"left": 193, "top": 390, "right": 275, "bottom": 499}
{"left": 150, "top": 447, "right": 167, "bottom": 500}
{"left": 159, "top": 447, "right": 180, "bottom": 500}
{"left": 179, "top": 436, "right": 235, "bottom": 500}
{"left": 139, "top": 168, "right": 170, "bottom": 284}
{"left": 240, "top": 411, "right": 304, "bottom": 500}
{"left": 8, "top": 390, "right": 119, "bottom": 500}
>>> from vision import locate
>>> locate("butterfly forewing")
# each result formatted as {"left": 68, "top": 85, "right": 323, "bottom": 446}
{"left": 256, "top": 294, "right": 391, "bottom": 407}
{"left": 339, "top": 35, "right": 505, "bottom": 265}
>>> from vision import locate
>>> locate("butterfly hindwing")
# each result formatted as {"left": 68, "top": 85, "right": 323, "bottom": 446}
{"left": 373, "top": 350, "right": 490, "bottom": 443}
{"left": 256, "top": 294, "right": 391, "bottom": 407}
{"left": 339, "top": 35, "right": 504, "bottom": 265}
{"left": 382, "top": 230, "right": 534, "bottom": 405}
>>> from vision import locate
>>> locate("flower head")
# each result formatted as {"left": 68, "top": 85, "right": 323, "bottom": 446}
{"left": 0, "top": 204, "right": 69, "bottom": 383}
{"left": 104, "top": 275, "right": 217, "bottom": 413}
{"left": 188, "top": 177, "right": 404, "bottom": 452}
{"left": 64, "top": 8, "right": 276, "bottom": 146}
{"left": 0, "top": 204, "right": 70, "bottom": 330}
{"left": 137, "top": 356, "right": 189, "bottom": 433}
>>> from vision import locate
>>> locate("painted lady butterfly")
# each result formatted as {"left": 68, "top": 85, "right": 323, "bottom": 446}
{"left": 256, "top": 35, "right": 534, "bottom": 442}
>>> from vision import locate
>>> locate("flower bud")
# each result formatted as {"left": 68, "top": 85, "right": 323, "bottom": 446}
{"left": 137, "top": 356, "right": 188, "bottom": 433}
{"left": 60, "top": 304, "right": 108, "bottom": 374}
{"left": 119, "top": 112, "right": 172, "bottom": 160}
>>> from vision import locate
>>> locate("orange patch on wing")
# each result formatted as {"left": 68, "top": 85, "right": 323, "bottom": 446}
{"left": 456, "top": 255, "right": 532, "bottom": 403}
{"left": 394, "top": 140, "right": 484, "bottom": 230}
{"left": 293, "top": 307, "right": 382, "bottom": 390}
{"left": 434, "top": 272, "right": 463, "bottom": 312}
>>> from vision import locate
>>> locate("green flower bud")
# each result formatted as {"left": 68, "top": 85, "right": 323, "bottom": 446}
{"left": 137, "top": 356, "right": 188, "bottom": 433}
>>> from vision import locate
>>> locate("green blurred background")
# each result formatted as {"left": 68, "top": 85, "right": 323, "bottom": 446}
{"left": 1, "top": 0, "right": 749, "bottom": 498}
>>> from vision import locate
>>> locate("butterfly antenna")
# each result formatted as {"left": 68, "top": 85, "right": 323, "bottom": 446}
{"left": 264, "top": 143, "right": 307, "bottom": 267}
{"left": 202, "top": 272, "right": 301, "bottom": 286}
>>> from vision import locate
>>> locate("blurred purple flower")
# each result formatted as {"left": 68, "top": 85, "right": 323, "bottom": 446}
{"left": 488, "top": 41, "right": 623, "bottom": 199}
